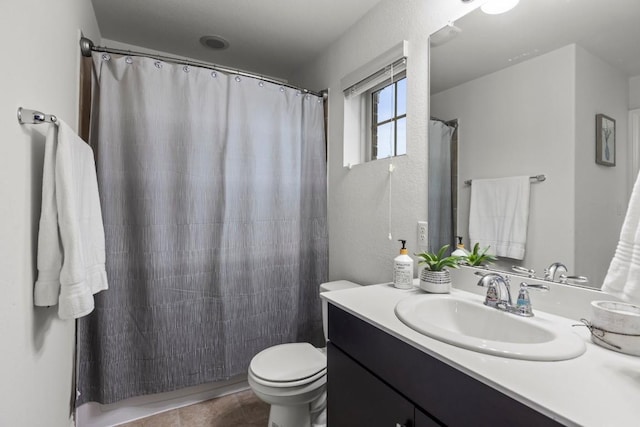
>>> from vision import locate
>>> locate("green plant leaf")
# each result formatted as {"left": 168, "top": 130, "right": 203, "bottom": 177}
{"left": 415, "top": 244, "right": 463, "bottom": 271}
{"left": 463, "top": 243, "right": 497, "bottom": 266}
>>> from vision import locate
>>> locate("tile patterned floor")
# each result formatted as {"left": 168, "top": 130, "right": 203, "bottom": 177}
{"left": 119, "top": 390, "right": 269, "bottom": 427}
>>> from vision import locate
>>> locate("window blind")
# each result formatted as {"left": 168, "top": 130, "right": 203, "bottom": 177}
{"left": 341, "top": 41, "right": 409, "bottom": 98}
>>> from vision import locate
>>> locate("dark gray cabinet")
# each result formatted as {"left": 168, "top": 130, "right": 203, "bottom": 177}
{"left": 415, "top": 409, "right": 440, "bottom": 427}
{"left": 328, "top": 343, "right": 417, "bottom": 426}
{"left": 327, "top": 304, "right": 562, "bottom": 427}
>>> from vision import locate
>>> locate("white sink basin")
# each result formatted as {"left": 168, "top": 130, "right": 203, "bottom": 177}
{"left": 395, "top": 293, "right": 586, "bottom": 361}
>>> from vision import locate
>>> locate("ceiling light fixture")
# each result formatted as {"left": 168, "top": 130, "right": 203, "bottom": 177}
{"left": 199, "top": 35, "right": 230, "bottom": 50}
{"left": 481, "top": 0, "right": 520, "bottom": 15}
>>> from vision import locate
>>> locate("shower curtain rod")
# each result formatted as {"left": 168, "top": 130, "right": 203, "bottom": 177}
{"left": 430, "top": 116, "right": 458, "bottom": 128}
{"left": 79, "top": 37, "right": 325, "bottom": 98}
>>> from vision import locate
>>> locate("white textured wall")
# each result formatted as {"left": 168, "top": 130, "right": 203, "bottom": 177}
{"left": 574, "top": 45, "right": 629, "bottom": 288}
{"left": 290, "top": 0, "right": 477, "bottom": 284}
{"left": 430, "top": 45, "right": 576, "bottom": 279}
{"left": 0, "top": 2, "right": 100, "bottom": 426}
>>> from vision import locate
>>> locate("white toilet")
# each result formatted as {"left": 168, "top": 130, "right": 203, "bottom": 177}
{"left": 248, "top": 280, "right": 361, "bottom": 427}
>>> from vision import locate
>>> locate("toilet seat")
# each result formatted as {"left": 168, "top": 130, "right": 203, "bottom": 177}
{"left": 250, "top": 367, "right": 327, "bottom": 388}
{"left": 249, "top": 343, "right": 326, "bottom": 388}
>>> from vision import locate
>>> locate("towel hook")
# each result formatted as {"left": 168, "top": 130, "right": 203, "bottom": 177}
{"left": 17, "top": 107, "right": 57, "bottom": 125}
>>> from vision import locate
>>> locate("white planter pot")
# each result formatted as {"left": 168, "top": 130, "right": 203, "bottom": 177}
{"left": 419, "top": 269, "right": 451, "bottom": 293}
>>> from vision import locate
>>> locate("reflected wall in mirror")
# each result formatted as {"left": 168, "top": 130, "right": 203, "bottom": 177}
{"left": 429, "top": 0, "right": 640, "bottom": 288}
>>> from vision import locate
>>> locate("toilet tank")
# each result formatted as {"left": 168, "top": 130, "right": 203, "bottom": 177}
{"left": 320, "top": 280, "right": 361, "bottom": 341}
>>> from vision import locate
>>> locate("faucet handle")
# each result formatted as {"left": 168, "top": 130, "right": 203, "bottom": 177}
{"left": 558, "top": 274, "right": 588, "bottom": 285}
{"left": 520, "top": 282, "right": 549, "bottom": 292}
{"left": 516, "top": 282, "right": 550, "bottom": 317}
{"left": 516, "top": 285, "right": 532, "bottom": 316}
{"left": 512, "top": 265, "right": 535, "bottom": 278}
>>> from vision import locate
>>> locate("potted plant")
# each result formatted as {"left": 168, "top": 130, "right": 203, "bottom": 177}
{"left": 416, "top": 245, "right": 463, "bottom": 293}
{"left": 463, "top": 243, "right": 497, "bottom": 267}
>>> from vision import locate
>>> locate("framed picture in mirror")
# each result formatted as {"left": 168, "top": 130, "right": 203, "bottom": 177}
{"left": 596, "top": 114, "right": 616, "bottom": 167}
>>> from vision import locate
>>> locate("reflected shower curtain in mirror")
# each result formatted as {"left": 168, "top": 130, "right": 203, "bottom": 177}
{"left": 428, "top": 120, "right": 456, "bottom": 252}
{"left": 76, "top": 53, "right": 328, "bottom": 404}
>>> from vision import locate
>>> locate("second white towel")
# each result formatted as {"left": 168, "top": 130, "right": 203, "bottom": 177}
{"left": 602, "top": 172, "right": 640, "bottom": 305}
{"left": 468, "top": 176, "right": 531, "bottom": 260}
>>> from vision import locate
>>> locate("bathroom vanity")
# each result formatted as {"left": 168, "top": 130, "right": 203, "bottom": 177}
{"left": 327, "top": 306, "right": 560, "bottom": 426}
{"left": 323, "top": 269, "right": 640, "bottom": 426}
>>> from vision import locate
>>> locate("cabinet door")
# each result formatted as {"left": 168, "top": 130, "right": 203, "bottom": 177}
{"left": 415, "top": 409, "right": 440, "bottom": 427}
{"left": 328, "top": 343, "right": 415, "bottom": 427}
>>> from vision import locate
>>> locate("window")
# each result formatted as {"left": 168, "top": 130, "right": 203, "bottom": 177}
{"left": 341, "top": 41, "right": 408, "bottom": 167}
{"left": 370, "top": 75, "right": 406, "bottom": 160}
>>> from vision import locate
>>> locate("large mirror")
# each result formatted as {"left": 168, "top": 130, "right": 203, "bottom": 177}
{"left": 429, "top": 0, "right": 640, "bottom": 288}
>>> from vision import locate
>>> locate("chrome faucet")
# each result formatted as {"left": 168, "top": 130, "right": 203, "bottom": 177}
{"left": 475, "top": 272, "right": 512, "bottom": 310}
{"left": 475, "top": 272, "right": 549, "bottom": 317}
{"left": 544, "top": 262, "right": 589, "bottom": 285}
{"left": 544, "top": 262, "right": 568, "bottom": 282}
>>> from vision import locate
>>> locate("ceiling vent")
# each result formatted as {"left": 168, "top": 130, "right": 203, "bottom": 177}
{"left": 200, "top": 35, "right": 230, "bottom": 50}
{"left": 430, "top": 23, "right": 462, "bottom": 48}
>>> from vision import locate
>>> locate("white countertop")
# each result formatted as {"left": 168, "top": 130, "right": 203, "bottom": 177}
{"left": 322, "top": 280, "right": 640, "bottom": 426}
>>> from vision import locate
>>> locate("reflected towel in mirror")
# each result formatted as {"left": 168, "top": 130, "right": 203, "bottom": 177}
{"left": 468, "top": 176, "right": 530, "bottom": 260}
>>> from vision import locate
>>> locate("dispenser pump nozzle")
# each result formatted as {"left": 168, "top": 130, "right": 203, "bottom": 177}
{"left": 398, "top": 239, "right": 408, "bottom": 255}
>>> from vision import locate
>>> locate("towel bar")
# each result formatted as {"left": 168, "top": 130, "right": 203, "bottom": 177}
{"left": 464, "top": 174, "right": 546, "bottom": 186}
{"left": 17, "top": 107, "right": 57, "bottom": 125}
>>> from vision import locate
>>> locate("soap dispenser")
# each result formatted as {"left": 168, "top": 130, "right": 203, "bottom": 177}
{"left": 451, "top": 236, "right": 470, "bottom": 257}
{"left": 393, "top": 239, "right": 414, "bottom": 289}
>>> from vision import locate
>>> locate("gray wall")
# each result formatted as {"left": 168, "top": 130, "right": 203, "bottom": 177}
{"left": 0, "top": 2, "right": 100, "bottom": 425}
{"left": 431, "top": 45, "right": 576, "bottom": 278}
{"left": 630, "top": 75, "right": 640, "bottom": 110}
{"left": 575, "top": 44, "right": 629, "bottom": 287}
{"left": 291, "top": 0, "right": 477, "bottom": 284}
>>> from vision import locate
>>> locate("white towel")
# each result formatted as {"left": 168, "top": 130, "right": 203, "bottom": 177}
{"left": 468, "top": 176, "right": 530, "bottom": 260}
{"left": 34, "top": 120, "right": 108, "bottom": 319}
{"left": 602, "top": 173, "right": 640, "bottom": 304}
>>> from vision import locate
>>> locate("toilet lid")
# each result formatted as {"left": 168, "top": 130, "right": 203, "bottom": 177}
{"left": 250, "top": 343, "right": 326, "bottom": 383}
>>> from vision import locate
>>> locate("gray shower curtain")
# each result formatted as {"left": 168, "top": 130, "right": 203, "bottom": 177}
{"left": 76, "top": 53, "right": 328, "bottom": 404}
{"left": 428, "top": 119, "right": 456, "bottom": 252}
